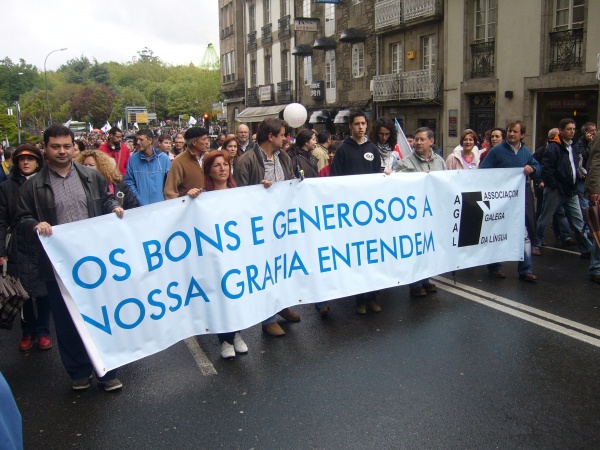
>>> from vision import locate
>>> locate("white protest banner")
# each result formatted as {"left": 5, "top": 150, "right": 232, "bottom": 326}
{"left": 41, "top": 168, "right": 525, "bottom": 374}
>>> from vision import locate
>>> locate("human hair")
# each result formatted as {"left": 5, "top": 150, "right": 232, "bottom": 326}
{"left": 317, "top": 130, "right": 331, "bottom": 144}
{"left": 405, "top": 133, "right": 415, "bottom": 139}
{"left": 43, "top": 124, "right": 74, "bottom": 145}
{"left": 221, "top": 136, "right": 241, "bottom": 162}
{"left": 136, "top": 128, "right": 154, "bottom": 140}
{"left": 202, "top": 150, "right": 236, "bottom": 191}
{"left": 108, "top": 127, "right": 122, "bottom": 136}
{"left": 369, "top": 118, "right": 397, "bottom": 147}
{"left": 506, "top": 120, "right": 526, "bottom": 135}
{"left": 256, "top": 118, "right": 287, "bottom": 145}
{"left": 294, "top": 129, "right": 315, "bottom": 149}
{"left": 74, "top": 140, "right": 85, "bottom": 151}
{"left": 548, "top": 128, "right": 559, "bottom": 139}
{"left": 77, "top": 149, "right": 123, "bottom": 185}
{"left": 12, "top": 144, "right": 43, "bottom": 174}
{"left": 158, "top": 133, "right": 172, "bottom": 143}
{"left": 491, "top": 127, "right": 505, "bottom": 139}
{"left": 348, "top": 109, "right": 367, "bottom": 126}
{"left": 460, "top": 129, "right": 479, "bottom": 146}
{"left": 415, "top": 127, "right": 434, "bottom": 140}
{"left": 558, "top": 118, "right": 576, "bottom": 130}
{"left": 4, "top": 147, "right": 14, "bottom": 159}
{"left": 581, "top": 122, "right": 596, "bottom": 133}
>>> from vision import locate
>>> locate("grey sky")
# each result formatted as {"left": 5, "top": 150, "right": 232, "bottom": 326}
{"left": 4, "top": 0, "right": 220, "bottom": 70}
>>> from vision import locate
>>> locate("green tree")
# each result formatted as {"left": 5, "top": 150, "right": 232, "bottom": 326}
{"left": 71, "top": 84, "right": 116, "bottom": 127}
{"left": 0, "top": 57, "right": 41, "bottom": 106}
{"left": 0, "top": 113, "right": 18, "bottom": 146}
{"left": 88, "top": 59, "right": 110, "bottom": 85}
{"left": 109, "top": 86, "right": 148, "bottom": 125}
{"left": 58, "top": 56, "right": 91, "bottom": 84}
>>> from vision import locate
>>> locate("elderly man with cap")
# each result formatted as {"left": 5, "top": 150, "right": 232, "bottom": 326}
{"left": 164, "top": 127, "right": 209, "bottom": 199}
{"left": 0, "top": 144, "right": 52, "bottom": 352}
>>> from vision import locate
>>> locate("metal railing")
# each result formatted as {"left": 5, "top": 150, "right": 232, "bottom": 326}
{"left": 247, "top": 31, "right": 257, "bottom": 51}
{"left": 262, "top": 24, "right": 272, "bottom": 46}
{"left": 471, "top": 41, "right": 495, "bottom": 78}
{"left": 372, "top": 70, "right": 439, "bottom": 102}
{"left": 278, "top": 15, "right": 291, "bottom": 38}
{"left": 403, "top": 0, "right": 442, "bottom": 21}
{"left": 247, "top": 87, "right": 259, "bottom": 106}
{"left": 277, "top": 80, "right": 293, "bottom": 103}
{"left": 549, "top": 28, "right": 583, "bottom": 72}
{"left": 375, "top": 0, "right": 402, "bottom": 31}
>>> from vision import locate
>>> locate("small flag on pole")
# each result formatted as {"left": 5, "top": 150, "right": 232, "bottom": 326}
{"left": 189, "top": 116, "right": 197, "bottom": 125}
{"left": 394, "top": 119, "right": 412, "bottom": 159}
{"left": 101, "top": 122, "right": 110, "bottom": 133}
{"left": 89, "top": 123, "right": 93, "bottom": 132}
{"left": 64, "top": 119, "right": 72, "bottom": 128}
{"left": 117, "top": 119, "right": 123, "bottom": 130}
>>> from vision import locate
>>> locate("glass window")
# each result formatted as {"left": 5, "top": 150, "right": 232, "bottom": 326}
{"left": 303, "top": 0, "right": 311, "bottom": 18}
{"left": 352, "top": 43, "right": 364, "bottom": 78}
{"left": 325, "top": 4, "right": 335, "bottom": 36}
{"left": 303, "top": 56, "right": 312, "bottom": 85}
{"left": 265, "top": 56, "right": 272, "bottom": 85}
{"left": 325, "top": 50, "right": 336, "bottom": 103}
{"left": 474, "top": 0, "right": 496, "bottom": 43}
{"left": 282, "top": 51, "right": 289, "bottom": 81}
{"left": 249, "top": 5, "right": 256, "bottom": 32}
{"left": 421, "top": 35, "right": 436, "bottom": 71}
{"left": 554, "top": 0, "right": 584, "bottom": 30}
{"left": 251, "top": 60, "right": 257, "bottom": 87}
{"left": 264, "top": 0, "right": 271, "bottom": 24}
{"left": 391, "top": 42, "right": 403, "bottom": 74}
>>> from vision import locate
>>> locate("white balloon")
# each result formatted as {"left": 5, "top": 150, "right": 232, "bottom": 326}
{"left": 283, "top": 103, "right": 308, "bottom": 128}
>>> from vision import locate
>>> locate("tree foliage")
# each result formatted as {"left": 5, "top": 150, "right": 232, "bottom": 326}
{"left": 1, "top": 48, "right": 223, "bottom": 136}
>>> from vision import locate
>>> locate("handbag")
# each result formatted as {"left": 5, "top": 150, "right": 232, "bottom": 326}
{"left": 0, "top": 255, "right": 30, "bottom": 330}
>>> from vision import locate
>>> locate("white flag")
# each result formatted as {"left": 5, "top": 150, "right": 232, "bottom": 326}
{"left": 117, "top": 119, "right": 123, "bottom": 130}
{"left": 133, "top": 122, "right": 139, "bottom": 130}
{"left": 64, "top": 119, "right": 72, "bottom": 128}
{"left": 188, "top": 115, "right": 197, "bottom": 125}
{"left": 101, "top": 122, "right": 110, "bottom": 133}
{"left": 394, "top": 119, "right": 413, "bottom": 159}
{"left": 89, "top": 123, "right": 93, "bottom": 132}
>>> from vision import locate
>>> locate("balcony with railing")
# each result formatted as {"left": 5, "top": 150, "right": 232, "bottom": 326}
{"left": 247, "top": 31, "right": 257, "bottom": 51}
{"left": 471, "top": 41, "right": 495, "bottom": 78}
{"left": 247, "top": 87, "right": 259, "bottom": 106}
{"left": 549, "top": 28, "right": 583, "bottom": 72}
{"left": 375, "top": 0, "right": 442, "bottom": 31}
{"left": 278, "top": 15, "right": 291, "bottom": 38}
{"left": 373, "top": 70, "right": 439, "bottom": 102}
{"left": 262, "top": 24, "right": 272, "bottom": 46}
{"left": 375, "top": 0, "right": 402, "bottom": 31}
{"left": 221, "top": 25, "right": 234, "bottom": 39}
{"left": 277, "top": 80, "right": 293, "bottom": 103}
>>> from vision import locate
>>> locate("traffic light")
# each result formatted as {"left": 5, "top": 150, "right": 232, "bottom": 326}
{"left": 203, "top": 112, "right": 210, "bottom": 129}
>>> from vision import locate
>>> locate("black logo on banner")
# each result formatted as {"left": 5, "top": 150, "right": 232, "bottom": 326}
{"left": 458, "top": 192, "right": 487, "bottom": 247}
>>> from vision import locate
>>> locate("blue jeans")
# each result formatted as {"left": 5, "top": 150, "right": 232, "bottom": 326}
{"left": 46, "top": 281, "right": 117, "bottom": 382}
{"left": 534, "top": 188, "right": 593, "bottom": 253}
{"left": 488, "top": 227, "right": 533, "bottom": 276}
{"left": 21, "top": 295, "right": 51, "bottom": 338}
{"left": 590, "top": 240, "right": 600, "bottom": 276}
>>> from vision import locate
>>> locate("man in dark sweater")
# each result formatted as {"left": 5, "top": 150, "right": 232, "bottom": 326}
{"left": 479, "top": 120, "right": 540, "bottom": 282}
{"left": 330, "top": 109, "right": 382, "bottom": 314}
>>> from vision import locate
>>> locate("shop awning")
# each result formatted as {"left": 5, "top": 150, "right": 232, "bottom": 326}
{"left": 339, "top": 28, "right": 367, "bottom": 44}
{"left": 309, "top": 110, "right": 334, "bottom": 124}
{"left": 334, "top": 109, "right": 351, "bottom": 124}
{"left": 236, "top": 105, "right": 287, "bottom": 122}
{"left": 312, "top": 37, "right": 337, "bottom": 50}
{"left": 292, "top": 44, "right": 313, "bottom": 56}
{"left": 223, "top": 97, "right": 245, "bottom": 104}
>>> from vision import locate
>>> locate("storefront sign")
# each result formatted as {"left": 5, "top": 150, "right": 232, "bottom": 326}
{"left": 310, "top": 81, "right": 324, "bottom": 99}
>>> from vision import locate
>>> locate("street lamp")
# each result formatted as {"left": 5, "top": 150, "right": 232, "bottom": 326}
{"left": 44, "top": 48, "right": 67, "bottom": 126}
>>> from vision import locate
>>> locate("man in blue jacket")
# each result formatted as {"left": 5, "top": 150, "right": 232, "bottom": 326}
{"left": 480, "top": 120, "right": 540, "bottom": 282}
{"left": 125, "top": 128, "right": 171, "bottom": 205}
{"left": 532, "top": 118, "right": 593, "bottom": 257}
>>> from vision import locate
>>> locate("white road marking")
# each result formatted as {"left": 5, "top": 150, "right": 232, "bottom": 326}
{"left": 184, "top": 337, "right": 217, "bottom": 376}
{"left": 433, "top": 276, "right": 600, "bottom": 348}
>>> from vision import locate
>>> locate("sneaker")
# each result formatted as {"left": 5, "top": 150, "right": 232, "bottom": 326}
{"left": 38, "top": 336, "right": 52, "bottom": 350}
{"left": 99, "top": 378, "right": 123, "bottom": 392}
{"left": 356, "top": 303, "right": 367, "bottom": 315}
{"left": 72, "top": 375, "right": 92, "bottom": 391}
{"left": 423, "top": 282, "right": 438, "bottom": 293}
{"left": 279, "top": 307, "right": 301, "bottom": 322}
{"left": 233, "top": 333, "right": 248, "bottom": 353}
{"left": 489, "top": 270, "right": 506, "bottom": 279}
{"left": 220, "top": 341, "right": 236, "bottom": 359}
{"left": 19, "top": 336, "right": 34, "bottom": 352}
{"left": 262, "top": 322, "right": 286, "bottom": 336}
{"left": 367, "top": 300, "right": 382, "bottom": 312}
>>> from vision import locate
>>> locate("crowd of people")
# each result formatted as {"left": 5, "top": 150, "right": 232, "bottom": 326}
{"left": 0, "top": 110, "right": 598, "bottom": 394}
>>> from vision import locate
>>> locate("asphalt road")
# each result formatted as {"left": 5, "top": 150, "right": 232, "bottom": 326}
{"left": 1, "top": 242, "right": 600, "bottom": 449}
